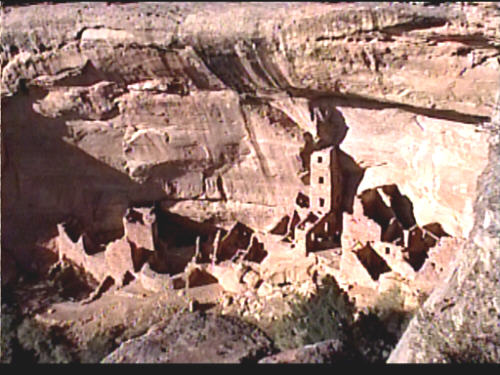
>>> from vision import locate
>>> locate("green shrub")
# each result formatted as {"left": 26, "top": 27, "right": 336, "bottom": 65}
{"left": 16, "top": 318, "right": 74, "bottom": 363}
{"left": 268, "top": 277, "right": 414, "bottom": 362}
{"left": 270, "top": 276, "right": 354, "bottom": 351}
{"left": 370, "top": 285, "right": 419, "bottom": 339}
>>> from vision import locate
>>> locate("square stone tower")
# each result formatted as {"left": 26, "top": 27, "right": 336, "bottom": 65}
{"left": 310, "top": 146, "right": 342, "bottom": 216}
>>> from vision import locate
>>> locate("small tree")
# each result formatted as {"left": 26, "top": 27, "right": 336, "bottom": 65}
{"left": 270, "top": 276, "right": 354, "bottom": 350}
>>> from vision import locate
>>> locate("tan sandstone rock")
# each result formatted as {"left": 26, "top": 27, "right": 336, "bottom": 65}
{"left": 123, "top": 207, "right": 156, "bottom": 251}
{"left": 342, "top": 197, "right": 381, "bottom": 249}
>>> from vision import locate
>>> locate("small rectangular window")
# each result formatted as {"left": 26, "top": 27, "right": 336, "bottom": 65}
{"left": 319, "top": 176, "right": 324, "bottom": 184}
{"left": 319, "top": 198, "right": 325, "bottom": 207}
{"left": 317, "top": 156, "right": 323, "bottom": 163}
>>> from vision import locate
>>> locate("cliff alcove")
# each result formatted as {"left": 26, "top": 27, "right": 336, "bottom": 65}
{"left": 1, "top": 2, "right": 499, "bottom": 364}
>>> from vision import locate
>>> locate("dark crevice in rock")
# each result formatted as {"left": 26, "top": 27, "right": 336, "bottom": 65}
{"left": 122, "top": 271, "right": 135, "bottom": 286}
{"left": 359, "top": 189, "right": 395, "bottom": 233}
{"left": 90, "top": 40, "right": 177, "bottom": 56}
{"left": 217, "top": 222, "right": 254, "bottom": 262}
{"left": 299, "top": 132, "right": 315, "bottom": 177}
{"left": 195, "top": 50, "right": 256, "bottom": 94}
{"left": 149, "top": 206, "right": 236, "bottom": 274}
{"left": 74, "top": 25, "right": 105, "bottom": 43}
{"left": 309, "top": 99, "right": 349, "bottom": 148}
{"left": 129, "top": 240, "right": 149, "bottom": 273}
{"left": 422, "top": 222, "right": 450, "bottom": 239}
{"left": 243, "top": 237, "right": 268, "bottom": 263}
{"left": 337, "top": 149, "right": 365, "bottom": 215}
{"left": 285, "top": 88, "right": 490, "bottom": 125}
{"left": 380, "top": 184, "right": 416, "bottom": 230}
{"left": 405, "top": 227, "right": 431, "bottom": 271}
{"left": 155, "top": 209, "right": 221, "bottom": 249}
{"left": 270, "top": 215, "right": 290, "bottom": 235}
{"left": 83, "top": 276, "right": 115, "bottom": 305}
{"left": 296, "top": 192, "right": 310, "bottom": 209}
{"left": 238, "top": 103, "right": 274, "bottom": 178}
{"left": 216, "top": 175, "right": 228, "bottom": 202}
{"left": 380, "top": 16, "right": 448, "bottom": 35}
{"left": 45, "top": 60, "right": 108, "bottom": 88}
{"left": 425, "top": 34, "right": 500, "bottom": 49}
{"left": 382, "top": 219, "right": 405, "bottom": 245}
{"left": 355, "top": 243, "right": 392, "bottom": 281}
{"left": 58, "top": 213, "right": 125, "bottom": 256}
{"left": 187, "top": 268, "right": 218, "bottom": 288}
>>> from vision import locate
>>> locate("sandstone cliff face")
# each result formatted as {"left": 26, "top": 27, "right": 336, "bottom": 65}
{"left": 388, "top": 102, "right": 500, "bottom": 363}
{"left": 1, "top": 2, "right": 499, "bottom": 362}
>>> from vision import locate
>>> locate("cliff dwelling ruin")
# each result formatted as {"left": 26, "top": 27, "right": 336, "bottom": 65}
{"left": 45, "top": 98, "right": 459, "bottom": 312}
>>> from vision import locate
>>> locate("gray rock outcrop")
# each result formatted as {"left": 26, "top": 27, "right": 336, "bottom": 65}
{"left": 101, "top": 311, "right": 274, "bottom": 363}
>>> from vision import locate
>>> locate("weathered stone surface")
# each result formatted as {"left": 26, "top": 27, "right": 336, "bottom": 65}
{"left": 123, "top": 207, "right": 156, "bottom": 251}
{"left": 341, "top": 109, "right": 489, "bottom": 239}
{"left": 339, "top": 249, "right": 377, "bottom": 290}
{"left": 256, "top": 281, "right": 274, "bottom": 298}
{"left": 414, "top": 237, "right": 462, "bottom": 295}
{"left": 29, "top": 280, "right": 220, "bottom": 363}
{"left": 103, "top": 238, "right": 134, "bottom": 286}
{"left": 369, "top": 242, "right": 416, "bottom": 281}
{"left": 4, "top": 3, "right": 498, "bottom": 114}
{"left": 206, "top": 262, "right": 245, "bottom": 294}
{"left": 260, "top": 248, "right": 316, "bottom": 286}
{"left": 55, "top": 224, "right": 108, "bottom": 283}
{"left": 54, "top": 222, "right": 135, "bottom": 288}
{"left": 137, "top": 263, "right": 174, "bottom": 293}
{"left": 342, "top": 197, "right": 381, "bottom": 249}
{"left": 258, "top": 339, "right": 348, "bottom": 363}
{"left": 388, "top": 120, "right": 500, "bottom": 363}
{"left": 101, "top": 311, "right": 275, "bottom": 363}
{"left": 241, "top": 268, "right": 261, "bottom": 289}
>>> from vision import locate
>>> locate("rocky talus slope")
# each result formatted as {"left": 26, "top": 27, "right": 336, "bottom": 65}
{"left": 1, "top": 2, "right": 499, "bottom": 363}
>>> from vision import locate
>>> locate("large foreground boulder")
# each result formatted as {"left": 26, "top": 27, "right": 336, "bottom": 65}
{"left": 101, "top": 311, "right": 275, "bottom": 363}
